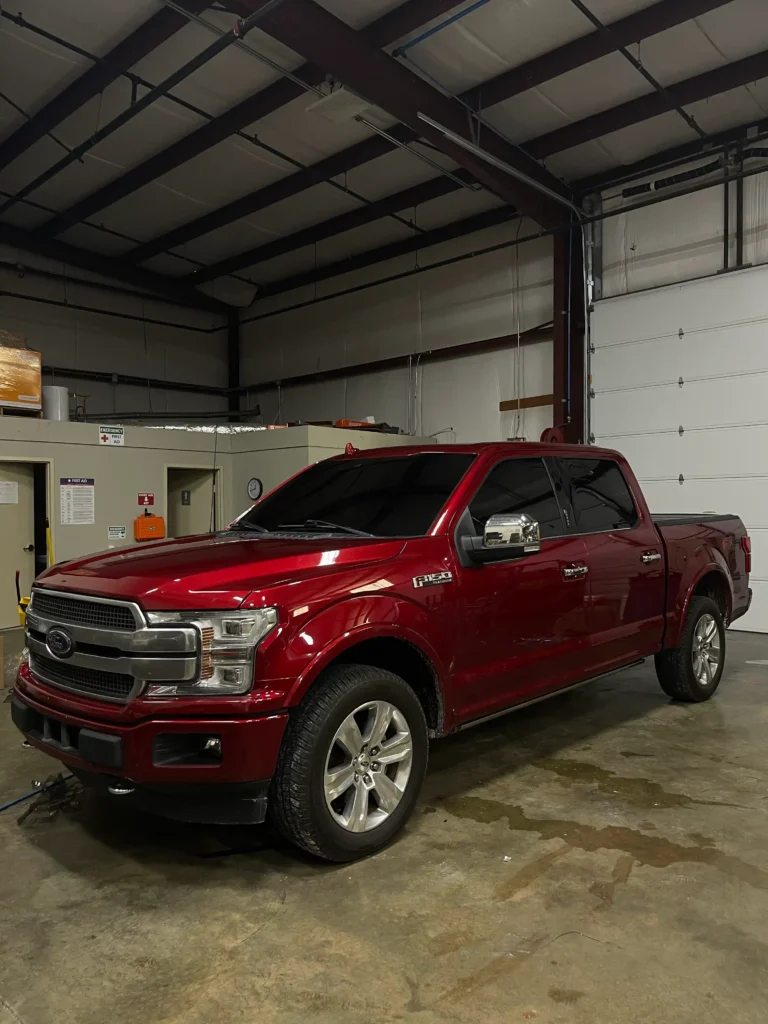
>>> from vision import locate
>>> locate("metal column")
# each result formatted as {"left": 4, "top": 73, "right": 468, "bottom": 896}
{"left": 553, "top": 230, "right": 585, "bottom": 444}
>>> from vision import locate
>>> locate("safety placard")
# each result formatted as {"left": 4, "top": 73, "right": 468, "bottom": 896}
{"left": 60, "top": 478, "right": 95, "bottom": 525}
{"left": 0, "top": 481, "right": 19, "bottom": 504}
{"left": 108, "top": 525, "right": 127, "bottom": 541}
{"left": 99, "top": 425, "right": 124, "bottom": 446}
{"left": 137, "top": 492, "right": 154, "bottom": 507}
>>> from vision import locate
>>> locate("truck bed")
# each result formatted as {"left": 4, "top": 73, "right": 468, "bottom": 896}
{"left": 652, "top": 513, "right": 741, "bottom": 528}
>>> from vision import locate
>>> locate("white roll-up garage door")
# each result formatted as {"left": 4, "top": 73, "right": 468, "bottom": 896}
{"left": 590, "top": 264, "right": 768, "bottom": 633}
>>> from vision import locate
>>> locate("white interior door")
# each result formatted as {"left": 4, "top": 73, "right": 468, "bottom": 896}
{"left": 590, "top": 265, "right": 768, "bottom": 632}
{"left": 0, "top": 462, "right": 35, "bottom": 629}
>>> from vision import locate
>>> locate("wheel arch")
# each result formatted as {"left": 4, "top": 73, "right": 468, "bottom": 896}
{"left": 668, "top": 562, "right": 733, "bottom": 648}
{"left": 691, "top": 569, "right": 732, "bottom": 623}
{"left": 293, "top": 627, "right": 446, "bottom": 737}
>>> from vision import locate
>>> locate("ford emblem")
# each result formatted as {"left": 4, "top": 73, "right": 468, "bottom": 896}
{"left": 47, "top": 628, "right": 75, "bottom": 659}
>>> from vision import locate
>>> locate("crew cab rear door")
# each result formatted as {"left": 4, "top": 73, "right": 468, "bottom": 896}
{"left": 451, "top": 455, "right": 591, "bottom": 723}
{"left": 555, "top": 455, "right": 666, "bottom": 671}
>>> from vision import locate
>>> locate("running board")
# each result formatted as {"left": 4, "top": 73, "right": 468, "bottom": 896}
{"left": 453, "top": 660, "right": 645, "bottom": 733}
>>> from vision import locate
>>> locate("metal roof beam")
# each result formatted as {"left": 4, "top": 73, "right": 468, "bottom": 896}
{"left": 461, "top": 0, "right": 733, "bottom": 111}
{"left": 528, "top": 49, "right": 768, "bottom": 160}
{"left": 0, "top": 0, "right": 212, "bottom": 172}
{"left": 125, "top": 0, "right": 721, "bottom": 261}
{"left": 188, "top": 171, "right": 472, "bottom": 283}
{"left": 236, "top": 0, "right": 565, "bottom": 226}
{"left": 0, "top": 223, "right": 230, "bottom": 314}
{"left": 32, "top": 0, "right": 467, "bottom": 238}
{"left": 129, "top": 131, "right": 413, "bottom": 264}
{"left": 255, "top": 205, "right": 519, "bottom": 299}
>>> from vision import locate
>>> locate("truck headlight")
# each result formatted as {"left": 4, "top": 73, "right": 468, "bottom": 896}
{"left": 145, "top": 609, "right": 277, "bottom": 696}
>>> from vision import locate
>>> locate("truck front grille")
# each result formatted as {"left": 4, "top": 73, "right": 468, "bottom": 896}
{"left": 31, "top": 592, "right": 136, "bottom": 632}
{"left": 30, "top": 654, "right": 134, "bottom": 702}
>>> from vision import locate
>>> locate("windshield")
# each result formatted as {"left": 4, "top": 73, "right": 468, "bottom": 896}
{"left": 236, "top": 453, "right": 475, "bottom": 538}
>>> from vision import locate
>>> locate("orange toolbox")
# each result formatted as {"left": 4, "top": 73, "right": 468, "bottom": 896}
{"left": 134, "top": 510, "right": 165, "bottom": 542}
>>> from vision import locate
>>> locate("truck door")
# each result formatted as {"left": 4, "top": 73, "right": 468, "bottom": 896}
{"left": 452, "top": 456, "right": 591, "bottom": 723}
{"left": 557, "top": 455, "right": 665, "bottom": 671}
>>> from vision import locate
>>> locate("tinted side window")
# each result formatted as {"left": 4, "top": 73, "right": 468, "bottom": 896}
{"left": 468, "top": 458, "right": 565, "bottom": 538}
{"left": 564, "top": 458, "right": 638, "bottom": 533}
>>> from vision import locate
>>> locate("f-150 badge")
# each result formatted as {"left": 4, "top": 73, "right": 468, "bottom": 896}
{"left": 413, "top": 571, "right": 453, "bottom": 588}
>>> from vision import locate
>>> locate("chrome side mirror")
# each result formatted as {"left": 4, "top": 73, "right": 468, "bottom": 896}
{"left": 484, "top": 513, "right": 540, "bottom": 552}
{"left": 461, "top": 512, "right": 540, "bottom": 565}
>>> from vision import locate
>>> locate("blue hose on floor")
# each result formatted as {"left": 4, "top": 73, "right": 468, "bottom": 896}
{"left": 0, "top": 773, "right": 74, "bottom": 813}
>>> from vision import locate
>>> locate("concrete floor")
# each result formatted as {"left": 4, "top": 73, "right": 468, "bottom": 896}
{"left": 2, "top": 631, "right": 768, "bottom": 1024}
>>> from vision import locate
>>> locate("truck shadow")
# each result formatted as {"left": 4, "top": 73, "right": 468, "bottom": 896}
{"left": 13, "top": 663, "right": 678, "bottom": 884}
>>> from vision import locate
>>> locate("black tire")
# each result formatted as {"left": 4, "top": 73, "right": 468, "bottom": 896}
{"left": 268, "top": 664, "right": 428, "bottom": 862}
{"left": 654, "top": 596, "right": 725, "bottom": 702}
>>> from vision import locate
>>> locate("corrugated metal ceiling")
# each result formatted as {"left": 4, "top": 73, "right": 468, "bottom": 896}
{"left": 1, "top": 0, "right": 767, "bottom": 299}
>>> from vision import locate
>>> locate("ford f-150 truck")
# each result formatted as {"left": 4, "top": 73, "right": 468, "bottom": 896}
{"left": 12, "top": 443, "right": 751, "bottom": 861}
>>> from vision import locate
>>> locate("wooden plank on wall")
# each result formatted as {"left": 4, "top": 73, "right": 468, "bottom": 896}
{"left": 499, "top": 393, "right": 554, "bottom": 412}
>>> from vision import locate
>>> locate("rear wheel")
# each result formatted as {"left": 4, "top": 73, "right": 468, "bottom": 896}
{"left": 654, "top": 596, "right": 725, "bottom": 702}
{"left": 269, "top": 664, "right": 428, "bottom": 861}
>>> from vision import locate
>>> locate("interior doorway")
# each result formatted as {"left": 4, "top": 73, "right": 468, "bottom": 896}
{"left": 167, "top": 467, "right": 218, "bottom": 538}
{"left": 0, "top": 461, "right": 48, "bottom": 630}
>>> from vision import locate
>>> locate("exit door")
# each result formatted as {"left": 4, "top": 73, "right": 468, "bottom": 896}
{"left": 167, "top": 468, "right": 217, "bottom": 538}
{"left": 0, "top": 462, "right": 36, "bottom": 629}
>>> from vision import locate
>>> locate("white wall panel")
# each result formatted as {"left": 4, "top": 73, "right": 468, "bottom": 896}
{"left": 602, "top": 185, "right": 723, "bottom": 297}
{"left": 592, "top": 264, "right": 768, "bottom": 632}
{"left": 240, "top": 227, "right": 554, "bottom": 444}
{"left": 0, "top": 250, "right": 227, "bottom": 417}
{"left": 602, "top": 166, "right": 768, "bottom": 300}
{"left": 241, "top": 223, "right": 552, "bottom": 385}
{"left": 247, "top": 338, "right": 553, "bottom": 443}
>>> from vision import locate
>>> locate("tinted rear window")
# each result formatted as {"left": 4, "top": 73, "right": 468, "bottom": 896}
{"left": 238, "top": 453, "right": 475, "bottom": 537}
{"left": 563, "top": 458, "right": 638, "bottom": 533}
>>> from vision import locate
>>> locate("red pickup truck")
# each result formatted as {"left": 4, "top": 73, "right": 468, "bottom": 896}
{"left": 12, "top": 443, "right": 751, "bottom": 861}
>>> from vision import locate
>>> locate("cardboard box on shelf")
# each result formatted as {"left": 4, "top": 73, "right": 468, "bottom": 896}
{"left": 0, "top": 347, "right": 42, "bottom": 411}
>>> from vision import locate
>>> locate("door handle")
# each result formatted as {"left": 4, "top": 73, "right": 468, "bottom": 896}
{"left": 23, "top": 544, "right": 34, "bottom": 553}
{"left": 641, "top": 551, "right": 661, "bottom": 563}
{"left": 563, "top": 564, "right": 588, "bottom": 579}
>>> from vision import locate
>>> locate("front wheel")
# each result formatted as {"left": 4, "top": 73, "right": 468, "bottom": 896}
{"left": 654, "top": 596, "right": 725, "bottom": 702}
{"left": 269, "top": 664, "right": 428, "bottom": 861}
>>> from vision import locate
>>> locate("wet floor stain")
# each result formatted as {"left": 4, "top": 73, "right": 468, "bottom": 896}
{"left": 549, "top": 986, "right": 585, "bottom": 1005}
{"left": 687, "top": 832, "right": 717, "bottom": 847}
{"left": 494, "top": 846, "right": 569, "bottom": 902}
{"left": 590, "top": 853, "right": 634, "bottom": 905}
{"left": 428, "top": 928, "right": 475, "bottom": 956}
{"left": 441, "top": 796, "right": 768, "bottom": 889}
{"left": 534, "top": 757, "right": 743, "bottom": 810}
{"left": 439, "top": 933, "right": 550, "bottom": 1004}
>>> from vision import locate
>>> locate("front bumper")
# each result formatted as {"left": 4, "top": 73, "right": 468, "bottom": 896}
{"left": 11, "top": 681, "right": 288, "bottom": 825}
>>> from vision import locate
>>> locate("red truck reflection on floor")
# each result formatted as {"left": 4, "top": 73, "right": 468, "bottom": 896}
{"left": 12, "top": 443, "right": 751, "bottom": 861}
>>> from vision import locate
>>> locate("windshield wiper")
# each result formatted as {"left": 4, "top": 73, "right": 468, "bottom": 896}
{"left": 229, "top": 521, "right": 269, "bottom": 533}
{"left": 276, "top": 518, "right": 373, "bottom": 537}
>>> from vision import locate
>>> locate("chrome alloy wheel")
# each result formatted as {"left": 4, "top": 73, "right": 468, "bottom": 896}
{"left": 324, "top": 700, "right": 413, "bottom": 832}
{"left": 692, "top": 612, "right": 720, "bottom": 686}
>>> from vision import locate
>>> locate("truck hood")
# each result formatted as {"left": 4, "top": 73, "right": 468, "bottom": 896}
{"left": 37, "top": 532, "right": 406, "bottom": 610}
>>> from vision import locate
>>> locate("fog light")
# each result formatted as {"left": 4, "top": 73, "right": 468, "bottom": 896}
{"left": 152, "top": 733, "right": 223, "bottom": 766}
